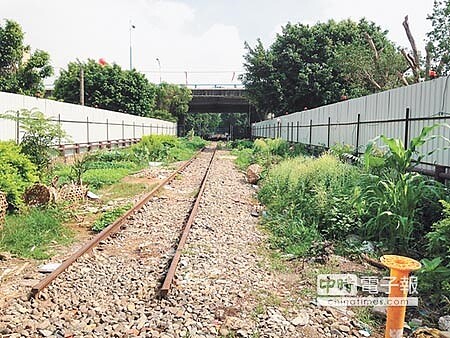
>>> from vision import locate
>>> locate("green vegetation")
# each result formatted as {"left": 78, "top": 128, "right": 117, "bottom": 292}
{"left": 0, "top": 19, "right": 53, "bottom": 96}
{"left": 130, "top": 134, "right": 207, "bottom": 163}
{"left": 242, "top": 19, "right": 407, "bottom": 117}
{"left": 0, "top": 207, "right": 71, "bottom": 259}
{"left": 427, "top": 0, "right": 450, "bottom": 76}
{"left": 230, "top": 138, "right": 304, "bottom": 170}
{"left": 234, "top": 127, "right": 450, "bottom": 317}
{"left": 355, "top": 127, "right": 448, "bottom": 253}
{"left": 259, "top": 154, "right": 360, "bottom": 256}
{"left": 0, "top": 109, "right": 68, "bottom": 176}
{"left": 91, "top": 204, "right": 132, "bottom": 232}
{"left": 0, "top": 141, "right": 37, "bottom": 208}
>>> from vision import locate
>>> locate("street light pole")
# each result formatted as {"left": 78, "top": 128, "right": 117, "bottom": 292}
{"left": 76, "top": 58, "right": 84, "bottom": 106}
{"left": 129, "top": 20, "right": 135, "bottom": 70}
{"left": 156, "top": 58, "right": 161, "bottom": 84}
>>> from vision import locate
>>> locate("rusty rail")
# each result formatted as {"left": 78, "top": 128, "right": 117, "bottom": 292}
{"left": 31, "top": 148, "right": 205, "bottom": 298}
{"left": 160, "top": 147, "right": 217, "bottom": 296}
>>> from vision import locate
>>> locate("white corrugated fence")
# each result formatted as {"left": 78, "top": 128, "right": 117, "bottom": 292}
{"left": 0, "top": 92, "right": 177, "bottom": 144}
{"left": 252, "top": 76, "right": 450, "bottom": 167}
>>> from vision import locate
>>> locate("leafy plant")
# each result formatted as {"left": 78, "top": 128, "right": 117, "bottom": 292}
{"left": 355, "top": 125, "right": 450, "bottom": 254}
{"left": 0, "top": 141, "right": 38, "bottom": 208}
{"left": 92, "top": 204, "right": 132, "bottom": 232}
{"left": 417, "top": 257, "right": 450, "bottom": 311}
{"left": 0, "top": 109, "right": 69, "bottom": 176}
{"left": 427, "top": 200, "right": 450, "bottom": 258}
{"left": 69, "top": 153, "right": 93, "bottom": 185}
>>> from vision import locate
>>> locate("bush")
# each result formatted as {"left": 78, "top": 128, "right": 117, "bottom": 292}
{"left": 427, "top": 200, "right": 450, "bottom": 258}
{"left": 131, "top": 135, "right": 206, "bottom": 163}
{"left": 259, "top": 154, "right": 361, "bottom": 256}
{"left": 0, "top": 109, "right": 68, "bottom": 176}
{"left": 355, "top": 128, "right": 448, "bottom": 254}
{"left": 0, "top": 141, "right": 38, "bottom": 208}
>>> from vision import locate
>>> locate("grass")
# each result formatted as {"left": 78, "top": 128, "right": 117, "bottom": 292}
{"left": 98, "top": 182, "right": 156, "bottom": 202}
{"left": 354, "top": 307, "right": 381, "bottom": 328}
{"left": 0, "top": 207, "right": 72, "bottom": 259}
{"left": 91, "top": 204, "right": 132, "bottom": 232}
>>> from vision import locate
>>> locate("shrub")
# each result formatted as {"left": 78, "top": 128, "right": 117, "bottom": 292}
{"left": 427, "top": 200, "right": 450, "bottom": 258}
{"left": 259, "top": 154, "right": 361, "bottom": 256}
{"left": 355, "top": 126, "right": 449, "bottom": 254}
{"left": 131, "top": 135, "right": 206, "bottom": 163}
{"left": 0, "top": 141, "right": 38, "bottom": 208}
{"left": 0, "top": 109, "right": 68, "bottom": 175}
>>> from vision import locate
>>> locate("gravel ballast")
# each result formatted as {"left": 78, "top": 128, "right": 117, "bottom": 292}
{"left": 0, "top": 148, "right": 372, "bottom": 337}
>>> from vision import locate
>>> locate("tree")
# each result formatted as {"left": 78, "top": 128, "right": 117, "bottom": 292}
{"left": 155, "top": 83, "right": 192, "bottom": 125}
{"left": 427, "top": 0, "right": 450, "bottom": 76}
{"left": 53, "top": 60, "right": 157, "bottom": 117}
{"left": 185, "top": 113, "right": 222, "bottom": 137}
{"left": 0, "top": 19, "right": 53, "bottom": 96}
{"left": 242, "top": 19, "right": 407, "bottom": 116}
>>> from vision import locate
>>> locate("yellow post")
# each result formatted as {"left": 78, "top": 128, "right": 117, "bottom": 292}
{"left": 380, "top": 255, "right": 421, "bottom": 338}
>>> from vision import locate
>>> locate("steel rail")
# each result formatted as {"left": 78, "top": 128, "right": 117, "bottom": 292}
{"left": 160, "top": 147, "right": 217, "bottom": 297}
{"left": 31, "top": 148, "right": 205, "bottom": 298}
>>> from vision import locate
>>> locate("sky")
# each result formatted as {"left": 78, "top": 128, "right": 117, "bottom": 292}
{"left": 1, "top": 0, "right": 435, "bottom": 86}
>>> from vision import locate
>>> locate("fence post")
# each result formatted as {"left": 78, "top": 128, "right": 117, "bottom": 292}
{"left": 296, "top": 121, "right": 299, "bottom": 143}
{"left": 86, "top": 116, "right": 90, "bottom": 143}
{"left": 133, "top": 121, "right": 136, "bottom": 138}
{"left": 404, "top": 107, "right": 410, "bottom": 150}
{"left": 356, "top": 113, "right": 361, "bottom": 154}
{"left": 309, "top": 119, "right": 312, "bottom": 146}
{"left": 122, "top": 120, "right": 125, "bottom": 139}
{"left": 142, "top": 123, "right": 144, "bottom": 137}
{"left": 327, "top": 116, "right": 331, "bottom": 148}
{"left": 435, "top": 165, "right": 446, "bottom": 184}
{"left": 106, "top": 119, "right": 109, "bottom": 141}
{"left": 287, "top": 121, "right": 290, "bottom": 142}
{"left": 58, "top": 114, "right": 62, "bottom": 146}
{"left": 16, "top": 110, "right": 20, "bottom": 145}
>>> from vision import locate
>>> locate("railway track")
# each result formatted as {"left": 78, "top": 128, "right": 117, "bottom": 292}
{"left": 30, "top": 145, "right": 217, "bottom": 301}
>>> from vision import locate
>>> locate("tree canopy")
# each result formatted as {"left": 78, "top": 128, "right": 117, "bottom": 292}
{"left": 0, "top": 19, "right": 53, "bottom": 96}
{"left": 241, "top": 19, "right": 407, "bottom": 116}
{"left": 53, "top": 60, "right": 191, "bottom": 122}
{"left": 427, "top": 0, "right": 450, "bottom": 76}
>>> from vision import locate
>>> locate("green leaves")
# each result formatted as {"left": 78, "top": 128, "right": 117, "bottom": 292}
{"left": 357, "top": 125, "right": 450, "bottom": 254}
{"left": 0, "top": 141, "right": 37, "bottom": 208}
{"left": 0, "top": 19, "right": 52, "bottom": 96}
{"left": 242, "top": 19, "right": 405, "bottom": 115}
{"left": 427, "top": 0, "right": 450, "bottom": 75}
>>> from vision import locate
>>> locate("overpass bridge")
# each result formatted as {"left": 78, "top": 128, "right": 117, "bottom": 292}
{"left": 187, "top": 86, "right": 255, "bottom": 114}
